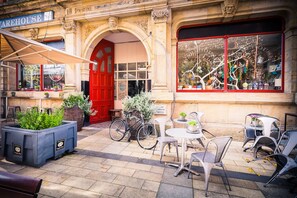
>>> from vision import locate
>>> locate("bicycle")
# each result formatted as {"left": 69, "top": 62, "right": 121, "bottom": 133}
{"left": 109, "top": 109, "right": 158, "bottom": 150}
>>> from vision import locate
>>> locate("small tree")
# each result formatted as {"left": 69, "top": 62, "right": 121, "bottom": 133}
{"left": 122, "top": 92, "right": 155, "bottom": 121}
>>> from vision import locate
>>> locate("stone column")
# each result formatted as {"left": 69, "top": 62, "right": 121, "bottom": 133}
{"left": 151, "top": 7, "right": 171, "bottom": 91}
{"left": 61, "top": 19, "right": 78, "bottom": 91}
{"left": 284, "top": 27, "right": 297, "bottom": 98}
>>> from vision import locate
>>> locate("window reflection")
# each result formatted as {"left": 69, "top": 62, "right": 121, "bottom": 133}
{"left": 19, "top": 65, "right": 40, "bottom": 90}
{"left": 43, "top": 64, "right": 65, "bottom": 90}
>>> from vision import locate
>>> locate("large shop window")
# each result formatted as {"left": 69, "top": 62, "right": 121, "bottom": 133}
{"left": 177, "top": 18, "right": 284, "bottom": 92}
{"left": 114, "top": 62, "right": 151, "bottom": 100}
{"left": 17, "top": 41, "right": 65, "bottom": 91}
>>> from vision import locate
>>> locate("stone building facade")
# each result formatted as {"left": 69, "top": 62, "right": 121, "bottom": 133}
{"left": 0, "top": 0, "right": 296, "bottom": 134}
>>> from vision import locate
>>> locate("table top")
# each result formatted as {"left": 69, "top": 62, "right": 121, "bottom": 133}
{"left": 166, "top": 128, "right": 203, "bottom": 139}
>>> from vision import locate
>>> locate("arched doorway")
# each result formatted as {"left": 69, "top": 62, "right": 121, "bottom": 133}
{"left": 88, "top": 32, "right": 149, "bottom": 124}
{"left": 89, "top": 39, "right": 114, "bottom": 124}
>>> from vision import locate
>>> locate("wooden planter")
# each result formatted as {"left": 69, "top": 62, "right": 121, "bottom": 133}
{"left": 1, "top": 121, "right": 77, "bottom": 167}
{"left": 64, "top": 105, "right": 84, "bottom": 131}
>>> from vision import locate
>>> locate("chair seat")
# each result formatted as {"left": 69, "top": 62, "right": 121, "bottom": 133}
{"left": 192, "top": 151, "right": 215, "bottom": 163}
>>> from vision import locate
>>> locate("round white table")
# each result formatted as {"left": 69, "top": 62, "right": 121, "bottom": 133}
{"left": 166, "top": 128, "right": 203, "bottom": 177}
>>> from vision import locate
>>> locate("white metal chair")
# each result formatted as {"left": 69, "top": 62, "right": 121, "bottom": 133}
{"left": 251, "top": 116, "right": 281, "bottom": 158}
{"left": 153, "top": 117, "right": 179, "bottom": 162}
{"left": 264, "top": 130, "right": 297, "bottom": 187}
{"left": 188, "top": 136, "right": 233, "bottom": 197}
{"left": 242, "top": 113, "right": 264, "bottom": 151}
{"left": 188, "top": 112, "right": 215, "bottom": 148}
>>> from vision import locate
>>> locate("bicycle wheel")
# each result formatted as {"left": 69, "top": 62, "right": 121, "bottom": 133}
{"left": 137, "top": 123, "right": 158, "bottom": 150}
{"left": 109, "top": 118, "right": 127, "bottom": 141}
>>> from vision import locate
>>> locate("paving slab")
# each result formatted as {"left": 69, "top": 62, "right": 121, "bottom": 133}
{"left": 61, "top": 188, "right": 101, "bottom": 198}
{"left": 89, "top": 180, "right": 124, "bottom": 196}
{"left": 120, "top": 186, "right": 157, "bottom": 198}
{"left": 61, "top": 176, "right": 96, "bottom": 190}
{"left": 157, "top": 183, "right": 193, "bottom": 198}
{"left": 113, "top": 175, "right": 144, "bottom": 189}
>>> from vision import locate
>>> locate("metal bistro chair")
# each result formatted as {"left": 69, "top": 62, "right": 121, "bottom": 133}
{"left": 264, "top": 130, "right": 297, "bottom": 188}
{"left": 251, "top": 116, "right": 281, "bottom": 158}
{"left": 188, "top": 112, "right": 215, "bottom": 148}
{"left": 153, "top": 117, "right": 179, "bottom": 163}
{"left": 188, "top": 136, "right": 233, "bottom": 197}
{"left": 189, "top": 112, "right": 216, "bottom": 138}
{"left": 242, "top": 113, "right": 265, "bottom": 151}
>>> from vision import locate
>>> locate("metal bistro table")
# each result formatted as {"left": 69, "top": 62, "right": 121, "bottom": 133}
{"left": 166, "top": 128, "right": 203, "bottom": 177}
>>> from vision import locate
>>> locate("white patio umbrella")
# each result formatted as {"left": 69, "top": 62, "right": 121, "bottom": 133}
{"left": 0, "top": 29, "right": 95, "bottom": 68}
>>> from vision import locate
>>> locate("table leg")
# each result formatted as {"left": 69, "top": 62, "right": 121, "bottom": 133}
{"left": 167, "top": 138, "right": 200, "bottom": 177}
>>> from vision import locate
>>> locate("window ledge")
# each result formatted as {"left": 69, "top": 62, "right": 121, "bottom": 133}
{"left": 173, "top": 92, "right": 295, "bottom": 105}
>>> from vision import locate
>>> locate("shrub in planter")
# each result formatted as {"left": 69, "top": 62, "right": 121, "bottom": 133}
{"left": 17, "top": 108, "right": 63, "bottom": 130}
{"left": 122, "top": 92, "right": 155, "bottom": 121}
{"left": 187, "top": 120, "right": 198, "bottom": 132}
{"left": 44, "top": 92, "right": 49, "bottom": 98}
{"left": 179, "top": 112, "right": 187, "bottom": 120}
{"left": 62, "top": 94, "right": 96, "bottom": 131}
{"left": 2, "top": 109, "right": 77, "bottom": 167}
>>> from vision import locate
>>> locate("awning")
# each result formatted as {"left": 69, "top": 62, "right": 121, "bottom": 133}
{"left": 0, "top": 29, "right": 96, "bottom": 67}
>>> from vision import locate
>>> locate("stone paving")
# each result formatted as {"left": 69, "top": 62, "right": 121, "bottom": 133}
{"left": 0, "top": 121, "right": 296, "bottom": 198}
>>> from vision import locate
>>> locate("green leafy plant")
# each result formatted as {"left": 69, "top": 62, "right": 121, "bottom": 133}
{"left": 179, "top": 112, "right": 187, "bottom": 117}
{"left": 17, "top": 108, "right": 64, "bottom": 130}
{"left": 122, "top": 92, "right": 155, "bottom": 121}
{"left": 62, "top": 94, "right": 97, "bottom": 116}
{"left": 188, "top": 120, "right": 197, "bottom": 126}
{"left": 44, "top": 92, "right": 49, "bottom": 98}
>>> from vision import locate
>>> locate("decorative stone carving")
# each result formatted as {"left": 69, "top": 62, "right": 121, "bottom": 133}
{"left": 118, "top": 0, "right": 134, "bottom": 5}
{"left": 133, "top": 17, "right": 148, "bottom": 33}
{"left": 61, "top": 18, "right": 76, "bottom": 33}
{"left": 29, "top": 28, "right": 39, "bottom": 39}
{"left": 84, "top": 24, "right": 98, "bottom": 39}
{"left": 151, "top": 7, "right": 169, "bottom": 23}
{"left": 221, "top": 0, "right": 238, "bottom": 17}
{"left": 108, "top": 17, "right": 118, "bottom": 30}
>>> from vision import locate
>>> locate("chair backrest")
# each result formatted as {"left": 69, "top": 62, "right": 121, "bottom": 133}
{"left": 189, "top": 112, "right": 204, "bottom": 129}
{"left": 154, "top": 117, "right": 171, "bottom": 137}
{"left": 244, "top": 113, "right": 265, "bottom": 125}
{"left": 257, "top": 116, "right": 280, "bottom": 138}
{"left": 277, "top": 130, "right": 297, "bottom": 156}
{"left": 203, "top": 136, "right": 232, "bottom": 163}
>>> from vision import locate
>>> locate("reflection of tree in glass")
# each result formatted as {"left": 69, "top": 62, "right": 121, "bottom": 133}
{"left": 49, "top": 67, "right": 64, "bottom": 82}
{"left": 178, "top": 39, "right": 224, "bottom": 89}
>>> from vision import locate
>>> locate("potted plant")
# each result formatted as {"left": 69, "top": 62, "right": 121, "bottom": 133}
{"left": 44, "top": 92, "right": 49, "bottom": 98}
{"left": 53, "top": 85, "right": 58, "bottom": 91}
{"left": 251, "top": 117, "right": 259, "bottom": 126}
{"left": 34, "top": 85, "right": 40, "bottom": 91}
{"left": 122, "top": 92, "right": 155, "bottom": 140}
{"left": 1, "top": 108, "right": 77, "bottom": 167}
{"left": 122, "top": 92, "right": 155, "bottom": 122}
{"left": 179, "top": 112, "right": 187, "bottom": 121}
{"left": 187, "top": 120, "right": 198, "bottom": 132}
{"left": 62, "top": 94, "right": 97, "bottom": 131}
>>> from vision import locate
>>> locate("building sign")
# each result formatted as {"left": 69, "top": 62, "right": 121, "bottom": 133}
{"left": 0, "top": 11, "right": 54, "bottom": 29}
{"left": 154, "top": 104, "right": 167, "bottom": 114}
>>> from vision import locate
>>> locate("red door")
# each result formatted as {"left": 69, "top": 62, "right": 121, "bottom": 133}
{"left": 89, "top": 39, "right": 114, "bottom": 123}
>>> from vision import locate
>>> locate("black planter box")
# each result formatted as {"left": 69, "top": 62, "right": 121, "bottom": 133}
{"left": 1, "top": 121, "right": 77, "bottom": 167}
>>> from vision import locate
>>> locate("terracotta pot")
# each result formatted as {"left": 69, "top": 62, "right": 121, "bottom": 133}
{"left": 64, "top": 105, "right": 84, "bottom": 131}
